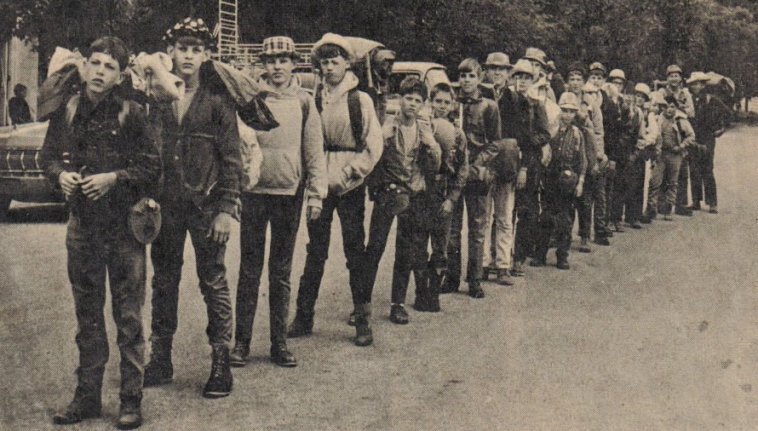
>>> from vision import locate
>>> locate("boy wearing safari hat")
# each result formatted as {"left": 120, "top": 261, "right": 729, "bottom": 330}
{"left": 231, "top": 36, "right": 327, "bottom": 368}
{"left": 42, "top": 36, "right": 161, "bottom": 429}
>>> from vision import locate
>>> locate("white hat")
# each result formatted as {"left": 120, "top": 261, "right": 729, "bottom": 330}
{"left": 686, "top": 71, "right": 710, "bottom": 85}
{"left": 311, "top": 33, "right": 356, "bottom": 63}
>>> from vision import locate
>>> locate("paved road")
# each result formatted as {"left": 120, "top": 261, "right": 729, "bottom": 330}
{"left": 1, "top": 125, "right": 756, "bottom": 430}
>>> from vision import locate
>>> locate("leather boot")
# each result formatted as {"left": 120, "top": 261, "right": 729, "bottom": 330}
{"left": 229, "top": 340, "right": 250, "bottom": 368}
{"left": 202, "top": 345, "right": 233, "bottom": 398}
{"left": 353, "top": 303, "right": 373, "bottom": 347}
{"left": 52, "top": 386, "right": 102, "bottom": 425}
{"left": 426, "top": 269, "right": 441, "bottom": 312}
{"left": 143, "top": 338, "right": 173, "bottom": 387}
{"left": 287, "top": 310, "right": 314, "bottom": 338}
{"left": 115, "top": 396, "right": 142, "bottom": 430}
{"left": 412, "top": 269, "right": 429, "bottom": 312}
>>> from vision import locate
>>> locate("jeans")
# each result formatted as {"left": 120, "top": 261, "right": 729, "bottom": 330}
{"left": 658, "top": 152, "right": 684, "bottom": 215}
{"left": 690, "top": 136, "right": 718, "bottom": 206}
{"left": 483, "top": 181, "right": 516, "bottom": 270}
{"left": 235, "top": 191, "right": 303, "bottom": 348}
{"left": 621, "top": 154, "right": 647, "bottom": 223}
{"left": 676, "top": 155, "right": 691, "bottom": 208}
{"left": 391, "top": 195, "right": 430, "bottom": 304}
{"left": 536, "top": 185, "right": 575, "bottom": 262}
{"left": 447, "top": 183, "right": 490, "bottom": 286}
{"left": 514, "top": 159, "right": 543, "bottom": 263}
{"left": 296, "top": 185, "right": 367, "bottom": 312}
{"left": 66, "top": 215, "right": 145, "bottom": 402}
{"left": 577, "top": 170, "right": 608, "bottom": 239}
{"left": 150, "top": 198, "right": 233, "bottom": 348}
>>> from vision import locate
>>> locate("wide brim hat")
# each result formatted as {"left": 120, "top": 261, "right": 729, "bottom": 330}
{"left": 589, "top": 62, "right": 607, "bottom": 76}
{"left": 522, "top": 47, "right": 547, "bottom": 67}
{"left": 686, "top": 71, "right": 710, "bottom": 85}
{"left": 311, "top": 33, "right": 356, "bottom": 63}
{"left": 558, "top": 92, "right": 580, "bottom": 110}
{"left": 511, "top": 59, "right": 535, "bottom": 77}
{"left": 666, "top": 64, "right": 683, "bottom": 76}
{"left": 608, "top": 69, "right": 626, "bottom": 82}
{"left": 634, "top": 83, "right": 651, "bottom": 99}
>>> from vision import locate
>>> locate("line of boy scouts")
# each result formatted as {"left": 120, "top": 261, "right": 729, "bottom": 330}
{"left": 40, "top": 16, "right": 732, "bottom": 429}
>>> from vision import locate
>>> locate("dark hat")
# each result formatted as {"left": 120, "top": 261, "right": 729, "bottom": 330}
{"left": 163, "top": 17, "right": 215, "bottom": 48}
{"left": 128, "top": 198, "right": 162, "bottom": 244}
{"left": 566, "top": 61, "right": 587, "bottom": 78}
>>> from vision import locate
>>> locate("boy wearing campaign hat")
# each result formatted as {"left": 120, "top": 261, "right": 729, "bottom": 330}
{"left": 484, "top": 52, "right": 512, "bottom": 100}
{"left": 43, "top": 36, "right": 161, "bottom": 429}
{"left": 145, "top": 16, "right": 241, "bottom": 398}
{"left": 532, "top": 92, "right": 587, "bottom": 270}
{"left": 231, "top": 36, "right": 327, "bottom": 368}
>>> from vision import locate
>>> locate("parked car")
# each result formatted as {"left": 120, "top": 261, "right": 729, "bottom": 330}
{"left": 0, "top": 122, "right": 62, "bottom": 217}
{"left": 386, "top": 62, "right": 451, "bottom": 117}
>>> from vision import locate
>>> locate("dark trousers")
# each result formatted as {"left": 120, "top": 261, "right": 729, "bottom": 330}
{"left": 690, "top": 137, "right": 717, "bottom": 206}
{"left": 296, "top": 185, "right": 366, "bottom": 312}
{"left": 676, "top": 155, "right": 691, "bottom": 208}
{"left": 576, "top": 170, "right": 607, "bottom": 239}
{"left": 361, "top": 196, "right": 400, "bottom": 304}
{"left": 513, "top": 159, "right": 543, "bottom": 264}
{"left": 536, "top": 186, "right": 574, "bottom": 262}
{"left": 425, "top": 192, "right": 454, "bottom": 271}
{"left": 621, "top": 154, "right": 646, "bottom": 223}
{"left": 66, "top": 215, "right": 145, "bottom": 402}
{"left": 447, "top": 183, "right": 490, "bottom": 285}
{"left": 235, "top": 191, "right": 303, "bottom": 348}
{"left": 150, "top": 199, "right": 233, "bottom": 348}
{"left": 658, "top": 152, "right": 684, "bottom": 215}
{"left": 609, "top": 159, "right": 627, "bottom": 224}
{"left": 391, "top": 195, "right": 432, "bottom": 304}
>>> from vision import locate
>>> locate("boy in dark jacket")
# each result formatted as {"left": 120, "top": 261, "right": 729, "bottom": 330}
{"left": 445, "top": 58, "right": 501, "bottom": 298}
{"left": 144, "top": 17, "right": 241, "bottom": 399}
{"left": 362, "top": 77, "right": 441, "bottom": 324}
{"left": 43, "top": 36, "right": 160, "bottom": 429}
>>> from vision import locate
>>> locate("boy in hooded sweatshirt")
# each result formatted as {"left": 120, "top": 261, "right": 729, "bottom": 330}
{"left": 288, "top": 33, "right": 383, "bottom": 347}
{"left": 231, "top": 37, "right": 327, "bottom": 369}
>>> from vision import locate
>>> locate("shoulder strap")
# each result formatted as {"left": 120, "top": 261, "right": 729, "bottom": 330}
{"left": 296, "top": 90, "right": 310, "bottom": 131}
{"left": 118, "top": 100, "right": 130, "bottom": 129}
{"left": 348, "top": 88, "right": 365, "bottom": 151}
{"left": 315, "top": 84, "right": 324, "bottom": 113}
{"left": 65, "top": 95, "right": 80, "bottom": 127}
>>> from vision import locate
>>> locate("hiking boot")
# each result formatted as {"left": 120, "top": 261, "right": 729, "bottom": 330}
{"left": 594, "top": 236, "right": 610, "bottom": 246}
{"left": 202, "top": 345, "right": 233, "bottom": 399}
{"left": 143, "top": 340, "right": 173, "bottom": 387}
{"left": 675, "top": 206, "right": 693, "bottom": 216}
{"left": 556, "top": 259, "right": 570, "bottom": 270}
{"left": 578, "top": 238, "right": 592, "bottom": 253}
{"left": 287, "top": 311, "right": 314, "bottom": 338}
{"left": 468, "top": 283, "right": 485, "bottom": 299}
{"left": 271, "top": 345, "right": 297, "bottom": 368}
{"left": 389, "top": 304, "right": 410, "bottom": 324}
{"left": 412, "top": 270, "right": 430, "bottom": 312}
{"left": 613, "top": 222, "right": 625, "bottom": 233}
{"left": 115, "top": 398, "right": 142, "bottom": 430}
{"left": 439, "top": 278, "right": 459, "bottom": 294}
{"left": 688, "top": 202, "right": 702, "bottom": 211}
{"left": 529, "top": 258, "right": 547, "bottom": 267}
{"left": 229, "top": 341, "right": 250, "bottom": 368}
{"left": 496, "top": 269, "right": 515, "bottom": 286}
{"left": 354, "top": 303, "right": 373, "bottom": 347}
{"left": 52, "top": 390, "right": 101, "bottom": 425}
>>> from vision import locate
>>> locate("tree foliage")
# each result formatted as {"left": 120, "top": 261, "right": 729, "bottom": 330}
{"left": 2, "top": 0, "right": 757, "bottom": 96}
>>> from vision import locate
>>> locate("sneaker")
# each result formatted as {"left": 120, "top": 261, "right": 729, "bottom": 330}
{"left": 52, "top": 393, "right": 101, "bottom": 425}
{"left": 115, "top": 399, "right": 142, "bottom": 430}
{"left": 389, "top": 304, "right": 410, "bottom": 324}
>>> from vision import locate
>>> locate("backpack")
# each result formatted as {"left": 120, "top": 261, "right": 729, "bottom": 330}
{"left": 314, "top": 85, "right": 365, "bottom": 152}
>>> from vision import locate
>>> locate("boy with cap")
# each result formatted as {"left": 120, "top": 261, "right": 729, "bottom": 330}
{"left": 288, "top": 33, "right": 383, "bottom": 347}
{"left": 522, "top": 47, "right": 557, "bottom": 102}
{"left": 532, "top": 92, "right": 586, "bottom": 270}
{"left": 43, "top": 36, "right": 161, "bottom": 429}
{"left": 498, "top": 58, "right": 551, "bottom": 275}
{"left": 445, "top": 58, "right": 501, "bottom": 297}
{"left": 484, "top": 52, "right": 512, "bottom": 101}
{"left": 144, "top": 17, "right": 240, "bottom": 398}
{"left": 362, "top": 77, "right": 441, "bottom": 324}
{"left": 230, "top": 36, "right": 327, "bottom": 368}
{"left": 687, "top": 71, "right": 730, "bottom": 214}
{"left": 643, "top": 92, "right": 668, "bottom": 223}
{"left": 415, "top": 82, "right": 469, "bottom": 311}
{"left": 656, "top": 95, "right": 696, "bottom": 221}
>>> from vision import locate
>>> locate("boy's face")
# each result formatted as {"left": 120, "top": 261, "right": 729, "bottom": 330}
{"left": 319, "top": 55, "right": 349, "bottom": 86}
{"left": 635, "top": 93, "right": 647, "bottom": 107}
{"left": 588, "top": 73, "right": 604, "bottom": 87}
{"left": 665, "top": 102, "right": 677, "bottom": 117}
{"left": 400, "top": 92, "right": 424, "bottom": 119}
{"left": 431, "top": 91, "right": 455, "bottom": 118}
{"left": 560, "top": 107, "right": 577, "bottom": 125}
{"left": 263, "top": 55, "right": 294, "bottom": 87}
{"left": 459, "top": 70, "right": 480, "bottom": 95}
{"left": 689, "top": 81, "right": 705, "bottom": 95}
{"left": 667, "top": 72, "right": 681, "bottom": 87}
{"left": 168, "top": 41, "right": 207, "bottom": 79}
{"left": 567, "top": 73, "right": 584, "bottom": 93}
{"left": 529, "top": 61, "right": 543, "bottom": 76}
{"left": 513, "top": 72, "right": 533, "bottom": 95}
{"left": 486, "top": 66, "right": 509, "bottom": 88}
{"left": 83, "top": 52, "right": 124, "bottom": 97}
{"left": 611, "top": 79, "right": 625, "bottom": 93}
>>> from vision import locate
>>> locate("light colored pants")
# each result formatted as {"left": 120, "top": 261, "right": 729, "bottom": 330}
{"left": 483, "top": 181, "right": 516, "bottom": 270}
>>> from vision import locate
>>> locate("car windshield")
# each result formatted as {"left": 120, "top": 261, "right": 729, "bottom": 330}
{"left": 389, "top": 72, "right": 421, "bottom": 94}
{"left": 425, "top": 68, "right": 450, "bottom": 88}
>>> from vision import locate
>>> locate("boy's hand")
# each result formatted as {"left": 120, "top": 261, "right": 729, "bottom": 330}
{"left": 575, "top": 181, "right": 584, "bottom": 198}
{"left": 80, "top": 172, "right": 117, "bottom": 201}
{"left": 208, "top": 212, "right": 232, "bottom": 245}
{"left": 59, "top": 171, "right": 82, "bottom": 197}
{"left": 440, "top": 199, "right": 454, "bottom": 215}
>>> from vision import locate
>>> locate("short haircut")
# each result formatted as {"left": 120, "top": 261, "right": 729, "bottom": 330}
{"left": 566, "top": 62, "right": 587, "bottom": 79}
{"left": 399, "top": 76, "right": 427, "bottom": 101}
{"left": 315, "top": 44, "right": 349, "bottom": 61}
{"left": 13, "top": 84, "right": 26, "bottom": 95}
{"left": 458, "top": 58, "right": 482, "bottom": 77}
{"left": 430, "top": 82, "right": 455, "bottom": 100}
{"left": 664, "top": 95, "right": 679, "bottom": 107}
{"left": 88, "top": 36, "right": 130, "bottom": 70}
{"left": 175, "top": 35, "right": 208, "bottom": 48}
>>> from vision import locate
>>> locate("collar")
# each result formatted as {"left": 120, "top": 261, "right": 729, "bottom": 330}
{"left": 458, "top": 88, "right": 482, "bottom": 104}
